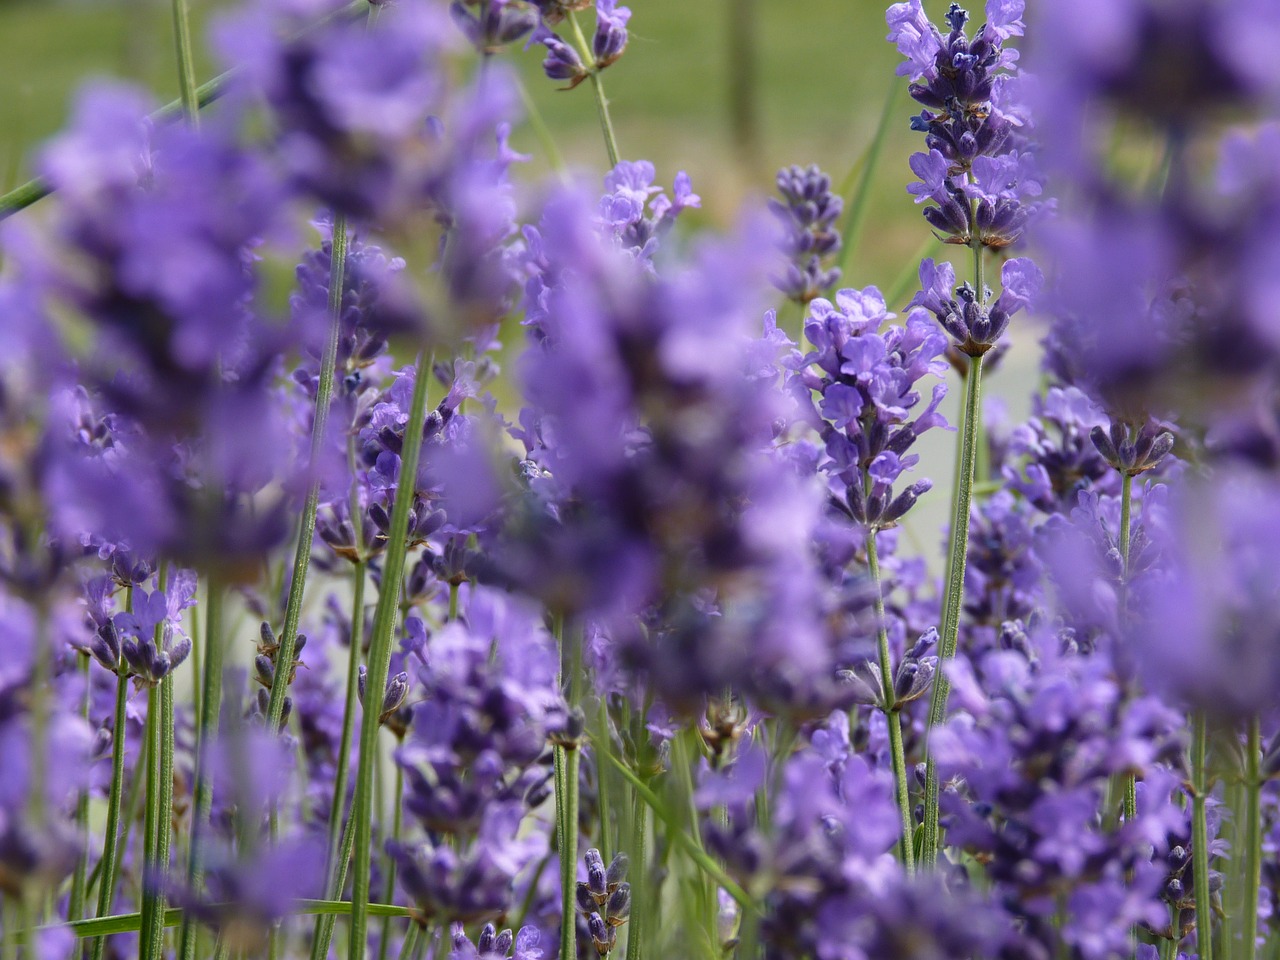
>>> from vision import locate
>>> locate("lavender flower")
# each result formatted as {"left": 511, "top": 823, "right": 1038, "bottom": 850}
{"left": 769, "top": 164, "right": 843, "bottom": 303}
{"left": 449, "top": 922, "right": 544, "bottom": 960}
{"left": 597, "top": 161, "right": 700, "bottom": 262}
{"left": 789, "top": 284, "right": 950, "bottom": 532}
{"left": 907, "top": 255, "right": 1042, "bottom": 355}
{"left": 450, "top": 0, "right": 540, "bottom": 53}
{"left": 889, "top": 1, "right": 1043, "bottom": 249}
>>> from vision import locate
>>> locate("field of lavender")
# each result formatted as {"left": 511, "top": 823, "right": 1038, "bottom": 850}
{"left": 1, "top": 0, "right": 1278, "bottom": 958}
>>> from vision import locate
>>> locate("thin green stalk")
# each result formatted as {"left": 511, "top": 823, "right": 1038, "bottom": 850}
{"left": 309, "top": 811, "right": 358, "bottom": 960}
{"left": 69, "top": 657, "right": 93, "bottom": 927}
{"left": 309, "top": 562, "right": 366, "bottom": 960}
{"left": 87, "top": 670, "right": 130, "bottom": 960}
{"left": 556, "top": 621, "right": 582, "bottom": 960}
{"left": 1118, "top": 471, "right": 1137, "bottom": 825}
{"left": 138, "top": 684, "right": 162, "bottom": 960}
{"left": 348, "top": 349, "right": 434, "bottom": 959}
{"left": 920, "top": 350, "right": 985, "bottom": 865}
{"left": 377, "top": 766, "right": 405, "bottom": 960}
{"left": 624, "top": 799, "right": 646, "bottom": 960}
{"left": 1242, "top": 716, "right": 1262, "bottom": 960}
{"left": 835, "top": 80, "right": 901, "bottom": 283}
{"left": 395, "top": 922, "right": 420, "bottom": 960}
{"left": 170, "top": 0, "right": 200, "bottom": 124}
{"left": 1191, "top": 712, "right": 1214, "bottom": 960}
{"left": 148, "top": 673, "right": 175, "bottom": 958}
{"left": 566, "top": 11, "right": 621, "bottom": 167}
{"left": 33, "top": 900, "right": 418, "bottom": 944}
{"left": 266, "top": 219, "right": 349, "bottom": 733}
{"left": 178, "top": 575, "right": 225, "bottom": 960}
{"left": 866, "top": 531, "right": 915, "bottom": 873}
{"left": 597, "top": 697, "right": 613, "bottom": 862}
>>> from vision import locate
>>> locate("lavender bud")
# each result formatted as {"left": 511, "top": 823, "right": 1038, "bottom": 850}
{"left": 577, "top": 882, "right": 598, "bottom": 915}
{"left": 585, "top": 847, "right": 608, "bottom": 897}
{"left": 592, "top": 0, "right": 631, "bottom": 68}
{"left": 605, "top": 882, "right": 630, "bottom": 924}
{"left": 605, "top": 851, "right": 628, "bottom": 888}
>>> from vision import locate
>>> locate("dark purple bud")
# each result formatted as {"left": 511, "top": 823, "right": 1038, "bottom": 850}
{"left": 538, "top": 29, "right": 589, "bottom": 87}
{"left": 880, "top": 479, "right": 933, "bottom": 526}
{"left": 605, "top": 850, "right": 628, "bottom": 888}
{"left": 585, "top": 847, "right": 608, "bottom": 897}
{"left": 576, "top": 881, "right": 598, "bottom": 914}
{"left": 255, "top": 654, "right": 275, "bottom": 688}
{"left": 605, "top": 882, "right": 630, "bottom": 924}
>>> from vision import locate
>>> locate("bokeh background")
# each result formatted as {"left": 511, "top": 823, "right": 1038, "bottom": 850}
{"left": 0, "top": 0, "right": 1044, "bottom": 565}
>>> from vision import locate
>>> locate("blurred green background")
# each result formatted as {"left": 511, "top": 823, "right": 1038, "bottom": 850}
{"left": 0, "top": 0, "right": 1042, "bottom": 563}
{"left": 0, "top": 0, "right": 928, "bottom": 283}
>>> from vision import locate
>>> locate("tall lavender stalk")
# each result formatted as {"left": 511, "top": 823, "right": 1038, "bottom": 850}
{"left": 885, "top": 0, "right": 1037, "bottom": 864}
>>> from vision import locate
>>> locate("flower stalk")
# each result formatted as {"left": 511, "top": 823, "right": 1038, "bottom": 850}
{"left": 1191, "top": 711, "right": 1214, "bottom": 960}
{"left": 178, "top": 575, "right": 225, "bottom": 960}
{"left": 566, "top": 10, "right": 621, "bottom": 167}
{"left": 348, "top": 349, "right": 434, "bottom": 960}
{"left": 920, "top": 349, "right": 985, "bottom": 865}
{"left": 867, "top": 530, "right": 915, "bottom": 872}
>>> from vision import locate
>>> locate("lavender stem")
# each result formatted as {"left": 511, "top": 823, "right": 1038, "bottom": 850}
{"left": 348, "top": 348, "right": 433, "bottom": 959}
{"left": 867, "top": 531, "right": 915, "bottom": 872}
{"left": 921, "top": 350, "right": 985, "bottom": 865}
{"left": 566, "top": 10, "right": 621, "bottom": 167}
{"left": 1191, "top": 711, "right": 1214, "bottom": 960}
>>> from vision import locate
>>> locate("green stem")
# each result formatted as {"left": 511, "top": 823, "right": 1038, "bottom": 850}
{"left": 623, "top": 797, "right": 646, "bottom": 960}
{"left": 33, "top": 900, "right": 420, "bottom": 944}
{"left": 170, "top": 0, "right": 200, "bottom": 124}
{"left": 835, "top": 80, "right": 901, "bottom": 284}
{"left": 87, "top": 668, "right": 130, "bottom": 960}
{"left": 377, "top": 765, "right": 405, "bottom": 960}
{"left": 266, "top": 218, "right": 348, "bottom": 733}
{"left": 395, "top": 922, "right": 420, "bottom": 960}
{"left": 69, "top": 658, "right": 92, "bottom": 927}
{"left": 138, "top": 684, "right": 162, "bottom": 960}
{"left": 596, "top": 697, "right": 612, "bottom": 862}
{"left": 1118, "top": 471, "right": 1137, "bottom": 825}
{"left": 141, "top": 567, "right": 172, "bottom": 960}
{"left": 309, "top": 806, "right": 359, "bottom": 960}
{"left": 556, "top": 621, "right": 582, "bottom": 960}
{"left": 920, "top": 351, "right": 985, "bottom": 865}
{"left": 348, "top": 350, "right": 434, "bottom": 959}
{"left": 866, "top": 531, "right": 915, "bottom": 873}
{"left": 1243, "top": 716, "right": 1262, "bottom": 960}
{"left": 566, "top": 11, "right": 621, "bottom": 167}
{"left": 1191, "top": 711, "right": 1214, "bottom": 960}
{"left": 178, "top": 575, "right": 225, "bottom": 960}
{"left": 309, "top": 561, "right": 366, "bottom": 960}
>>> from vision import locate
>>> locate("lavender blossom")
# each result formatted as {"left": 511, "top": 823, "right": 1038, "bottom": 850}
{"left": 890, "top": 1, "right": 1044, "bottom": 249}
{"left": 450, "top": 0, "right": 540, "bottom": 53}
{"left": 908, "top": 255, "right": 1042, "bottom": 355}
{"left": 769, "top": 164, "right": 843, "bottom": 303}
